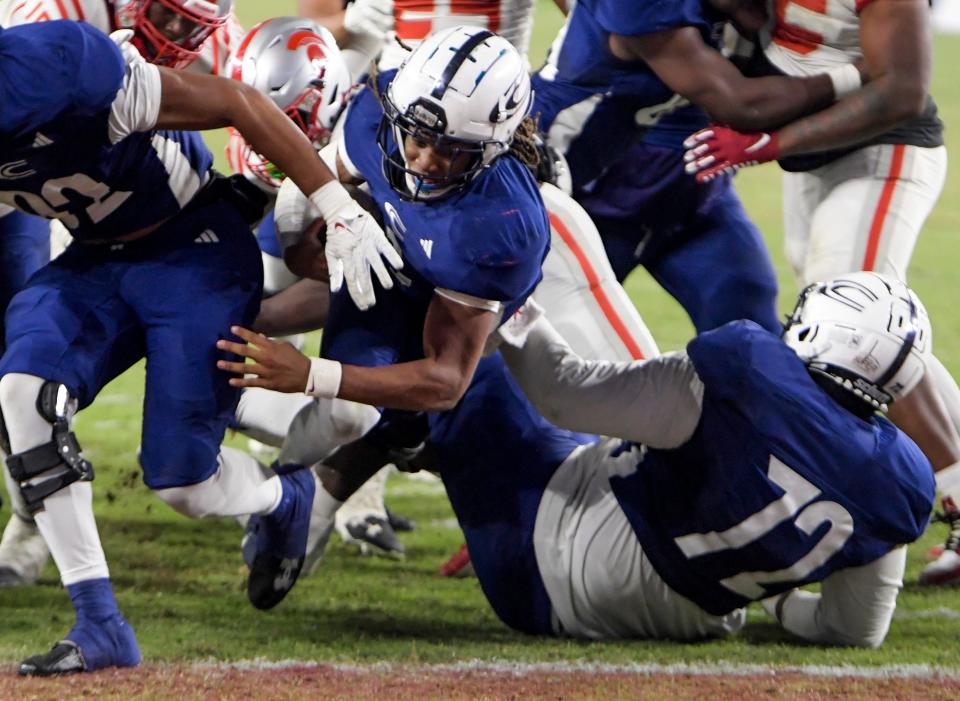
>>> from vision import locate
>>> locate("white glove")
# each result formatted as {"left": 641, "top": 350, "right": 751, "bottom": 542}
{"left": 109, "top": 29, "right": 145, "bottom": 66}
{"left": 343, "top": 0, "right": 395, "bottom": 40}
{"left": 309, "top": 181, "right": 403, "bottom": 311}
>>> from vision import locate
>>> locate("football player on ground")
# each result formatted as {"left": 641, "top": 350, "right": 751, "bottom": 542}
{"left": 0, "top": 19, "right": 396, "bottom": 675}
{"left": 681, "top": 0, "right": 960, "bottom": 584}
{"left": 0, "top": 0, "right": 242, "bottom": 588}
{"left": 428, "top": 272, "right": 938, "bottom": 647}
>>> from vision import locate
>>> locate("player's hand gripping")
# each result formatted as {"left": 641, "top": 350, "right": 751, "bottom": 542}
{"left": 217, "top": 327, "right": 311, "bottom": 393}
{"left": 683, "top": 126, "right": 780, "bottom": 183}
{"left": 309, "top": 182, "right": 403, "bottom": 311}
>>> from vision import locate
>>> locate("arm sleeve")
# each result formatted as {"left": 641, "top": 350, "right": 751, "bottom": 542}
{"left": 500, "top": 315, "right": 703, "bottom": 448}
{"left": 107, "top": 60, "right": 161, "bottom": 143}
{"left": 274, "top": 176, "right": 322, "bottom": 250}
{"left": 767, "top": 546, "right": 906, "bottom": 648}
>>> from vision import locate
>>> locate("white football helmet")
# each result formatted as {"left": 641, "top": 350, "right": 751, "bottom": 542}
{"left": 782, "top": 272, "right": 931, "bottom": 411}
{"left": 115, "top": 0, "right": 232, "bottom": 69}
{"left": 377, "top": 25, "right": 533, "bottom": 201}
{"left": 228, "top": 17, "right": 352, "bottom": 189}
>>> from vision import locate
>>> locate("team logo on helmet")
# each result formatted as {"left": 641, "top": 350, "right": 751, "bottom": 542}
{"left": 491, "top": 76, "right": 529, "bottom": 124}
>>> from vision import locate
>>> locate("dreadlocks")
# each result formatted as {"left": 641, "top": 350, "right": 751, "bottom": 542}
{"left": 509, "top": 115, "right": 541, "bottom": 172}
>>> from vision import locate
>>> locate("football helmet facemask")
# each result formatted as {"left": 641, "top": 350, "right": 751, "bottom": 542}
{"left": 377, "top": 25, "right": 533, "bottom": 201}
{"left": 782, "top": 271, "right": 931, "bottom": 412}
{"left": 121, "top": 0, "right": 232, "bottom": 69}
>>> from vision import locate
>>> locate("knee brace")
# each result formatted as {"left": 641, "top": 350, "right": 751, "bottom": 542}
{"left": 5, "top": 382, "right": 93, "bottom": 514}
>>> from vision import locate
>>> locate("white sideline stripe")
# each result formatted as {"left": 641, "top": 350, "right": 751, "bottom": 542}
{"left": 197, "top": 659, "right": 960, "bottom": 680}
{"left": 894, "top": 606, "right": 960, "bottom": 620}
{"left": 744, "top": 606, "right": 960, "bottom": 621}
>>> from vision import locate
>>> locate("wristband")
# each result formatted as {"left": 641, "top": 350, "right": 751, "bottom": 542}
{"left": 304, "top": 357, "right": 343, "bottom": 398}
{"left": 827, "top": 63, "right": 862, "bottom": 99}
{"left": 308, "top": 180, "right": 356, "bottom": 221}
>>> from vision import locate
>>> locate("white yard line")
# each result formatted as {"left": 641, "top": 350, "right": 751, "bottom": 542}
{"left": 202, "top": 658, "right": 960, "bottom": 680}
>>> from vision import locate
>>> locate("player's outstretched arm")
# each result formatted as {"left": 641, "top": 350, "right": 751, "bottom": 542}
{"left": 609, "top": 28, "right": 839, "bottom": 133}
{"left": 218, "top": 294, "right": 498, "bottom": 411}
{"left": 155, "top": 68, "right": 402, "bottom": 310}
{"left": 499, "top": 315, "right": 703, "bottom": 449}
{"left": 773, "top": 0, "right": 932, "bottom": 156}
{"left": 156, "top": 68, "right": 337, "bottom": 198}
{"left": 683, "top": 0, "right": 932, "bottom": 181}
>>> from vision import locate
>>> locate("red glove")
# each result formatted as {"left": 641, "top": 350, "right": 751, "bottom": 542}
{"left": 683, "top": 126, "right": 780, "bottom": 183}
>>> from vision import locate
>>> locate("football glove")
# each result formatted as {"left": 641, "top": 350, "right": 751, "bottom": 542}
{"left": 343, "top": 0, "right": 395, "bottom": 40}
{"left": 108, "top": 29, "right": 145, "bottom": 66}
{"left": 683, "top": 126, "right": 780, "bottom": 183}
{"left": 310, "top": 182, "right": 403, "bottom": 311}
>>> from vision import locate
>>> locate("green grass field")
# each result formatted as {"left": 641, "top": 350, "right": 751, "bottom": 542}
{"left": 1, "top": 1, "right": 959, "bottom": 677}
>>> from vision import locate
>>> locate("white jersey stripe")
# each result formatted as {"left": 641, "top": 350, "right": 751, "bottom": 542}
{"left": 150, "top": 133, "right": 206, "bottom": 209}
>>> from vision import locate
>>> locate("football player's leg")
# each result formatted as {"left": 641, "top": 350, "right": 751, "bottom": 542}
{"left": 800, "top": 145, "right": 960, "bottom": 583}
{"left": 430, "top": 355, "right": 561, "bottom": 635}
{"left": 288, "top": 281, "right": 423, "bottom": 574}
{"left": 0, "top": 208, "right": 51, "bottom": 353}
{"left": 781, "top": 170, "right": 821, "bottom": 282}
{"left": 799, "top": 145, "right": 945, "bottom": 285}
{"left": 233, "top": 387, "right": 313, "bottom": 448}
{"left": 0, "top": 257, "right": 145, "bottom": 675}
{"left": 334, "top": 467, "right": 405, "bottom": 557}
{"left": 0, "top": 211, "right": 55, "bottom": 586}
{"left": 129, "top": 202, "right": 306, "bottom": 609}
{"left": 533, "top": 183, "right": 659, "bottom": 362}
{"left": 648, "top": 178, "right": 780, "bottom": 334}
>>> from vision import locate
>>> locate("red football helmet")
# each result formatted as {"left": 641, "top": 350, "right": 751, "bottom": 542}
{"left": 120, "top": 0, "right": 232, "bottom": 69}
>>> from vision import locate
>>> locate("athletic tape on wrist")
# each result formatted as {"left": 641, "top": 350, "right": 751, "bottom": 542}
{"left": 827, "top": 63, "right": 862, "bottom": 99}
{"left": 308, "top": 180, "right": 355, "bottom": 222}
{"left": 305, "top": 357, "right": 343, "bottom": 398}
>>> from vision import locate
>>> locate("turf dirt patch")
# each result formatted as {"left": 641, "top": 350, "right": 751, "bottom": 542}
{"left": 4, "top": 662, "right": 960, "bottom": 701}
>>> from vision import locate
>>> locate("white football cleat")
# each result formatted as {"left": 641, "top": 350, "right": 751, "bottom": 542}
{"left": 0, "top": 514, "right": 50, "bottom": 587}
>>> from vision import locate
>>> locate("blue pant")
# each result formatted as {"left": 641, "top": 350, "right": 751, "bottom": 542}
{"left": 531, "top": 81, "right": 781, "bottom": 335}
{"left": 0, "top": 199, "right": 263, "bottom": 489}
{"left": 431, "top": 355, "right": 585, "bottom": 635}
{"left": 0, "top": 210, "right": 51, "bottom": 353}
{"left": 578, "top": 141, "right": 781, "bottom": 334}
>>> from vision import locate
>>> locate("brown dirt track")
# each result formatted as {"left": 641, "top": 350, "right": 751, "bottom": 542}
{"left": 3, "top": 663, "right": 960, "bottom": 701}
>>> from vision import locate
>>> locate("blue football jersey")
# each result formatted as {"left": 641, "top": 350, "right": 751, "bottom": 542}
{"left": 611, "top": 321, "right": 935, "bottom": 616}
{"left": 341, "top": 71, "right": 549, "bottom": 320}
{"left": 541, "top": 0, "right": 723, "bottom": 98}
{"left": 0, "top": 21, "right": 213, "bottom": 242}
